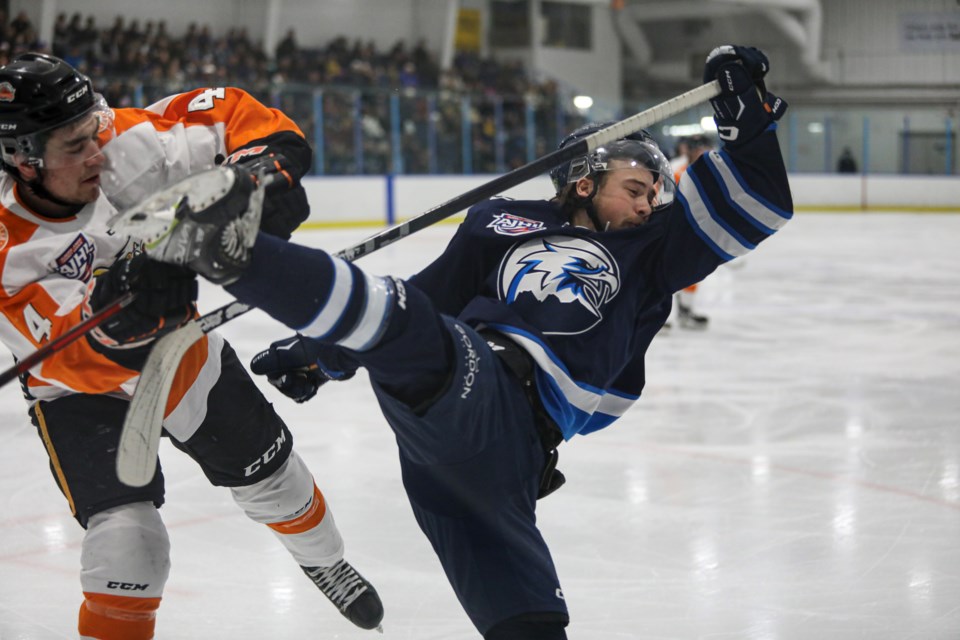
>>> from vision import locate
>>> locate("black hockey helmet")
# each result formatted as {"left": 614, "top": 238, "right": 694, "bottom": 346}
{"left": 0, "top": 52, "right": 113, "bottom": 170}
{"left": 550, "top": 122, "right": 676, "bottom": 226}
{"left": 550, "top": 123, "right": 674, "bottom": 192}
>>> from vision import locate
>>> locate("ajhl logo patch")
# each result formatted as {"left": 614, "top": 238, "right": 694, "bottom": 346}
{"left": 486, "top": 212, "right": 544, "bottom": 236}
{"left": 54, "top": 234, "right": 96, "bottom": 281}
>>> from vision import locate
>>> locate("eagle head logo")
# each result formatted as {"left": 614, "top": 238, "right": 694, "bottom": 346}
{"left": 498, "top": 236, "right": 620, "bottom": 335}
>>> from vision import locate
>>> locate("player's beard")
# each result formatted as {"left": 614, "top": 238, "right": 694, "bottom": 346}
{"left": 26, "top": 172, "right": 96, "bottom": 212}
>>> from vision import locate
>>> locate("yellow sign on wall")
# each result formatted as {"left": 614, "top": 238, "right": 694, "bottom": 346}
{"left": 456, "top": 8, "right": 482, "bottom": 52}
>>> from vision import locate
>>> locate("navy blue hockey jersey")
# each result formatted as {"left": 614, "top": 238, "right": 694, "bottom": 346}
{"left": 409, "top": 127, "right": 792, "bottom": 441}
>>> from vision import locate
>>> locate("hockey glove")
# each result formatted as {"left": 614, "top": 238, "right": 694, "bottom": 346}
{"left": 703, "top": 45, "right": 787, "bottom": 148}
{"left": 86, "top": 253, "right": 198, "bottom": 348}
{"left": 222, "top": 132, "right": 311, "bottom": 240}
{"left": 250, "top": 334, "right": 357, "bottom": 403}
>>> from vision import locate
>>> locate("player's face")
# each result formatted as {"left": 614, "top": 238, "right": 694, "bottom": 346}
{"left": 27, "top": 114, "right": 106, "bottom": 205}
{"left": 587, "top": 163, "right": 659, "bottom": 230}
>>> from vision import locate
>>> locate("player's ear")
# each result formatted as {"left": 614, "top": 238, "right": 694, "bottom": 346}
{"left": 17, "top": 161, "right": 38, "bottom": 181}
{"left": 575, "top": 176, "right": 594, "bottom": 198}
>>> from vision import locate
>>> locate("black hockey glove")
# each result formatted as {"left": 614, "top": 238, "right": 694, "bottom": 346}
{"left": 86, "top": 253, "right": 198, "bottom": 348}
{"left": 250, "top": 334, "right": 357, "bottom": 403}
{"left": 703, "top": 45, "right": 787, "bottom": 148}
{"left": 222, "top": 132, "right": 312, "bottom": 240}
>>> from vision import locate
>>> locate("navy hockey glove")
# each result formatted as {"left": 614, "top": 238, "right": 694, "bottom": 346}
{"left": 250, "top": 334, "right": 357, "bottom": 403}
{"left": 704, "top": 45, "right": 770, "bottom": 90}
{"left": 703, "top": 45, "right": 787, "bottom": 148}
{"left": 86, "top": 253, "right": 198, "bottom": 348}
{"left": 222, "top": 132, "right": 311, "bottom": 240}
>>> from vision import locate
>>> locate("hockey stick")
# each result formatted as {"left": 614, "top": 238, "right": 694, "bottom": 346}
{"left": 0, "top": 292, "right": 136, "bottom": 390}
{"left": 116, "top": 80, "right": 722, "bottom": 486}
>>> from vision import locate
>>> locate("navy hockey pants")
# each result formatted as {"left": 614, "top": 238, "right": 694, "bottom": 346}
{"left": 367, "top": 316, "right": 569, "bottom": 635}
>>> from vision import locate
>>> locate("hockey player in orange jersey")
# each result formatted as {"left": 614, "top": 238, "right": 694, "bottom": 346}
{"left": 0, "top": 53, "right": 383, "bottom": 638}
{"left": 670, "top": 134, "right": 714, "bottom": 329}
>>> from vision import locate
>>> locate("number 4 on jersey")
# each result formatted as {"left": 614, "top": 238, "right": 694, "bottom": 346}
{"left": 188, "top": 88, "right": 226, "bottom": 112}
{"left": 24, "top": 304, "right": 51, "bottom": 342}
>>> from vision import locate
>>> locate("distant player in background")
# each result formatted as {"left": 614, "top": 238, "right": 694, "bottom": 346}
{"left": 0, "top": 53, "right": 382, "bottom": 639}
{"left": 133, "top": 44, "right": 791, "bottom": 639}
{"left": 837, "top": 147, "right": 858, "bottom": 173}
{"left": 670, "top": 133, "right": 715, "bottom": 329}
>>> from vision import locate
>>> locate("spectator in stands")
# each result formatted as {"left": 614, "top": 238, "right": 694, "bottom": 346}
{"left": 277, "top": 28, "right": 298, "bottom": 61}
{"left": 44, "top": 11, "right": 565, "bottom": 177}
{"left": 52, "top": 13, "right": 70, "bottom": 57}
{"left": 10, "top": 11, "right": 33, "bottom": 37}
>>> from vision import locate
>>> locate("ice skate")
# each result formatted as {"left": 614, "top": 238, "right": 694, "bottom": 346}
{"left": 676, "top": 301, "right": 709, "bottom": 330}
{"left": 302, "top": 560, "right": 385, "bottom": 631}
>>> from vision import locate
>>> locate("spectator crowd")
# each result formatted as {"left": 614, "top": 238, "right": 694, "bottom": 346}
{"left": 2, "top": 10, "right": 578, "bottom": 175}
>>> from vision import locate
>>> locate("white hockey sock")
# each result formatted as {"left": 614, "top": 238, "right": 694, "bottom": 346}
{"left": 231, "top": 451, "right": 344, "bottom": 567}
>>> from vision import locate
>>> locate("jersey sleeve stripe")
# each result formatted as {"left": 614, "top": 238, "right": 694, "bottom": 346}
{"left": 142, "top": 93, "right": 178, "bottom": 116}
{"left": 704, "top": 155, "right": 782, "bottom": 235}
{"left": 686, "top": 170, "right": 758, "bottom": 251}
{"left": 676, "top": 187, "right": 747, "bottom": 261}
{"left": 337, "top": 272, "right": 394, "bottom": 351}
{"left": 714, "top": 149, "right": 793, "bottom": 224}
{"left": 298, "top": 254, "right": 353, "bottom": 338}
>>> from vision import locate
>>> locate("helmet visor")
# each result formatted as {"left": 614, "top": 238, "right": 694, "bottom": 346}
{"left": 567, "top": 138, "right": 676, "bottom": 210}
{"left": 13, "top": 94, "right": 115, "bottom": 170}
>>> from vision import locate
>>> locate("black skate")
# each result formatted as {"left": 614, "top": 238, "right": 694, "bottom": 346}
{"left": 302, "top": 560, "right": 385, "bottom": 631}
{"left": 676, "top": 301, "right": 709, "bottom": 330}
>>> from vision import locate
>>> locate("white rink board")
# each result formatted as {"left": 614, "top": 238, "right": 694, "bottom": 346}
{"left": 303, "top": 173, "right": 960, "bottom": 226}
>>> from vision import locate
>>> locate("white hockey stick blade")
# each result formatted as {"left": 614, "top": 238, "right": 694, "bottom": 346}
{"left": 116, "top": 321, "right": 205, "bottom": 487}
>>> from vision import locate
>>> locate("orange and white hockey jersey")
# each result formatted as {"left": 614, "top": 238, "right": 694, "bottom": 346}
{"left": 0, "top": 88, "right": 305, "bottom": 436}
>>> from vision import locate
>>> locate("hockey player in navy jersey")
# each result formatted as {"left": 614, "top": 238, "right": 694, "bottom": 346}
{"left": 135, "top": 45, "right": 791, "bottom": 639}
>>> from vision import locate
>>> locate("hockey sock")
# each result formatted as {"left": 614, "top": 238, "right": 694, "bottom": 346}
{"left": 79, "top": 503, "right": 169, "bottom": 639}
{"left": 79, "top": 593, "right": 161, "bottom": 640}
{"left": 226, "top": 233, "right": 394, "bottom": 351}
{"left": 231, "top": 452, "right": 344, "bottom": 567}
{"left": 353, "top": 276, "right": 453, "bottom": 409}
{"left": 227, "top": 233, "right": 453, "bottom": 407}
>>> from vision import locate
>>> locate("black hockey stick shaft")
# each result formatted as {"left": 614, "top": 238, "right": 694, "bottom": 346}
{"left": 0, "top": 292, "right": 136, "bottom": 389}
{"left": 188, "top": 80, "right": 723, "bottom": 336}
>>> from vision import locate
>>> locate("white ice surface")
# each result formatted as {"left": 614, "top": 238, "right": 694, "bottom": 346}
{"left": 1, "top": 212, "right": 958, "bottom": 639}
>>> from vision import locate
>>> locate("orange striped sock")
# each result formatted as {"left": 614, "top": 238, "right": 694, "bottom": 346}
{"left": 267, "top": 483, "right": 327, "bottom": 535}
{"left": 79, "top": 592, "right": 161, "bottom": 639}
